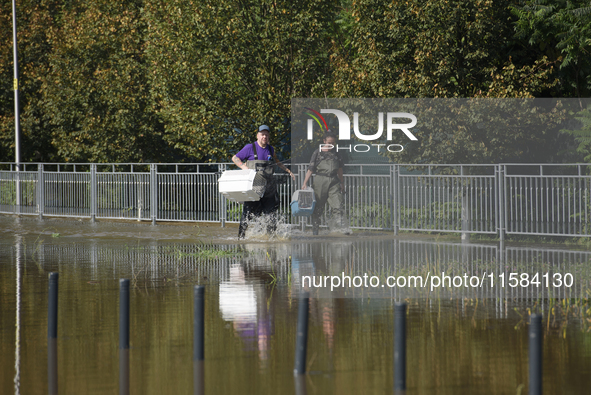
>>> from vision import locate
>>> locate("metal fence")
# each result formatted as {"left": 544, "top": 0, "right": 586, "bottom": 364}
{"left": 1, "top": 163, "right": 590, "bottom": 237}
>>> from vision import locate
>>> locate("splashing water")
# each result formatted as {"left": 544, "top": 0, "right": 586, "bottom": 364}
{"left": 243, "top": 214, "right": 292, "bottom": 240}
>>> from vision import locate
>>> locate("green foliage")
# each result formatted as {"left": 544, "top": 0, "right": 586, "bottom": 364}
{"left": 562, "top": 105, "right": 591, "bottom": 162}
{"left": 329, "top": 0, "right": 567, "bottom": 165}
{"left": 0, "top": 0, "right": 61, "bottom": 162}
{"left": 349, "top": 202, "right": 391, "bottom": 228}
{"left": 0, "top": 0, "right": 588, "bottom": 164}
{"left": 513, "top": 0, "right": 591, "bottom": 97}
{"left": 333, "top": 0, "right": 557, "bottom": 99}
{"left": 400, "top": 201, "right": 462, "bottom": 230}
{"left": 144, "top": 0, "right": 339, "bottom": 161}
{"left": 41, "top": 0, "right": 167, "bottom": 163}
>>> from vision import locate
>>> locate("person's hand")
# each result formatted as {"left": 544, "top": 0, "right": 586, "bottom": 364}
{"left": 301, "top": 183, "right": 307, "bottom": 190}
{"left": 340, "top": 183, "right": 345, "bottom": 193}
{"left": 288, "top": 171, "right": 296, "bottom": 181}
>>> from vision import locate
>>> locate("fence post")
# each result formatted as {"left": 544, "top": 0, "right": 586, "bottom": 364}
{"left": 150, "top": 164, "right": 157, "bottom": 225}
{"left": 299, "top": 164, "right": 306, "bottom": 232}
{"left": 90, "top": 164, "right": 97, "bottom": 222}
{"left": 38, "top": 164, "right": 44, "bottom": 219}
{"left": 219, "top": 164, "right": 226, "bottom": 227}
{"left": 392, "top": 164, "right": 399, "bottom": 235}
{"left": 497, "top": 165, "right": 505, "bottom": 242}
{"left": 15, "top": 164, "right": 21, "bottom": 215}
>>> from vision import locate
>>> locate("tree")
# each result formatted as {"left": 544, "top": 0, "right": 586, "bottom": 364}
{"left": 40, "top": 0, "right": 168, "bottom": 163}
{"left": 0, "top": 0, "right": 61, "bottom": 162}
{"left": 330, "top": 0, "right": 564, "bottom": 164}
{"left": 562, "top": 105, "right": 591, "bottom": 162}
{"left": 513, "top": 0, "right": 591, "bottom": 98}
{"left": 144, "top": 0, "right": 339, "bottom": 162}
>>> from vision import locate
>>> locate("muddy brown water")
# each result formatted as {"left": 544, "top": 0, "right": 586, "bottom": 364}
{"left": 1, "top": 216, "right": 591, "bottom": 394}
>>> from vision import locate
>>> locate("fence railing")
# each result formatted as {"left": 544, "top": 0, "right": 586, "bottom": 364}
{"left": 1, "top": 163, "right": 590, "bottom": 237}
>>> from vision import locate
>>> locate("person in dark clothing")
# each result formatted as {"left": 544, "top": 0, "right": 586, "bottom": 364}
{"left": 232, "top": 125, "right": 295, "bottom": 239}
{"left": 301, "top": 132, "right": 349, "bottom": 235}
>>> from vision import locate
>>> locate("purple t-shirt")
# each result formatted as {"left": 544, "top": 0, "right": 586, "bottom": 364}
{"left": 236, "top": 142, "right": 274, "bottom": 162}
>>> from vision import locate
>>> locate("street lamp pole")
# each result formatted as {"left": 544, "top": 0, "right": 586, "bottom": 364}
{"left": 12, "top": 0, "right": 21, "bottom": 167}
{"left": 12, "top": 0, "right": 21, "bottom": 213}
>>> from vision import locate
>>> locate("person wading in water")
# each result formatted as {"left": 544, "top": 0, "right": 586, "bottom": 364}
{"left": 301, "top": 131, "right": 349, "bottom": 235}
{"left": 232, "top": 125, "right": 295, "bottom": 239}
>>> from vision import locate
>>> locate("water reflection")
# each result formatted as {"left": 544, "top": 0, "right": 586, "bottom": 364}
{"left": 1, "top": 217, "right": 591, "bottom": 394}
{"left": 219, "top": 264, "right": 275, "bottom": 366}
{"left": 14, "top": 236, "right": 22, "bottom": 395}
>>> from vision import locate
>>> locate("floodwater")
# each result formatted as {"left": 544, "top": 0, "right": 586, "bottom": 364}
{"left": 1, "top": 216, "right": 591, "bottom": 394}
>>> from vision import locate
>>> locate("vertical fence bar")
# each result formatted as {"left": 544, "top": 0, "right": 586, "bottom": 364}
{"left": 294, "top": 292, "right": 310, "bottom": 375}
{"left": 500, "top": 165, "right": 506, "bottom": 242}
{"left": 150, "top": 164, "right": 157, "bottom": 225}
{"left": 38, "top": 164, "right": 44, "bottom": 219}
{"left": 90, "top": 164, "right": 97, "bottom": 222}
{"left": 394, "top": 302, "right": 407, "bottom": 392}
{"left": 219, "top": 164, "right": 226, "bottom": 227}
{"left": 393, "top": 165, "right": 398, "bottom": 235}
{"left": 529, "top": 314, "right": 542, "bottom": 395}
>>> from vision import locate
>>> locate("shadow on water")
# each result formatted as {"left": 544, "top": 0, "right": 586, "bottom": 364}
{"left": 1, "top": 216, "right": 591, "bottom": 394}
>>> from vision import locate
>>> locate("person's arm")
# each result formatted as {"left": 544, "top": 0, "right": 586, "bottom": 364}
{"left": 301, "top": 169, "right": 313, "bottom": 189}
{"left": 338, "top": 167, "right": 345, "bottom": 192}
{"left": 232, "top": 155, "right": 249, "bottom": 170}
{"left": 273, "top": 153, "right": 295, "bottom": 180}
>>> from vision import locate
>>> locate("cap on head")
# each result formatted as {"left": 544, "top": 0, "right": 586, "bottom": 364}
{"left": 258, "top": 125, "right": 270, "bottom": 133}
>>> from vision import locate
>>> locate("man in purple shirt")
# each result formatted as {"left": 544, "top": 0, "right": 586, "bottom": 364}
{"left": 232, "top": 125, "right": 295, "bottom": 239}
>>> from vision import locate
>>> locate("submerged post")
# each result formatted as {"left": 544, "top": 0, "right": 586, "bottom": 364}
{"left": 394, "top": 302, "right": 407, "bottom": 392}
{"left": 294, "top": 292, "right": 310, "bottom": 375}
{"left": 48, "top": 272, "right": 59, "bottom": 395}
{"left": 119, "top": 279, "right": 130, "bottom": 395}
{"left": 529, "top": 314, "right": 542, "bottom": 395}
{"left": 48, "top": 272, "right": 59, "bottom": 339}
{"left": 119, "top": 279, "right": 130, "bottom": 349}
{"left": 193, "top": 286, "right": 205, "bottom": 361}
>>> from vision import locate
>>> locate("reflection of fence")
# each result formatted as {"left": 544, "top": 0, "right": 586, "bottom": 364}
{"left": 1, "top": 163, "right": 590, "bottom": 237}
{"left": 11, "top": 239, "right": 589, "bottom": 302}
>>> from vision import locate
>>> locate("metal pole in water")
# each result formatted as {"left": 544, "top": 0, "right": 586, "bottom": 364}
{"left": 119, "top": 279, "right": 130, "bottom": 349}
{"left": 119, "top": 279, "right": 130, "bottom": 395}
{"left": 48, "top": 272, "right": 59, "bottom": 395}
{"left": 394, "top": 302, "right": 407, "bottom": 392}
{"left": 529, "top": 314, "right": 542, "bottom": 395}
{"left": 48, "top": 272, "right": 59, "bottom": 339}
{"left": 193, "top": 285, "right": 205, "bottom": 361}
{"left": 294, "top": 292, "right": 310, "bottom": 375}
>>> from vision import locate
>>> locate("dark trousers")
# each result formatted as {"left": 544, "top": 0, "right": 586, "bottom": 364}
{"left": 238, "top": 192, "right": 279, "bottom": 239}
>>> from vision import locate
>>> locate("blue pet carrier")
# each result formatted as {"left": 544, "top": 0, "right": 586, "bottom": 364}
{"left": 290, "top": 188, "right": 316, "bottom": 216}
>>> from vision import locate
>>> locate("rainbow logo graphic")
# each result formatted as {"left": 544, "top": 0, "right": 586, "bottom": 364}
{"left": 304, "top": 108, "right": 328, "bottom": 139}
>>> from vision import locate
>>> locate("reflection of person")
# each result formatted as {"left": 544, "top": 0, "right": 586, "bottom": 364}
{"left": 301, "top": 132, "right": 348, "bottom": 235}
{"left": 232, "top": 125, "right": 295, "bottom": 239}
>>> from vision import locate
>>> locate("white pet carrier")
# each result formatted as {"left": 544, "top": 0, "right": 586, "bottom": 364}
{"left": 218, "top": 169, "right": 267, "bottom": 202}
